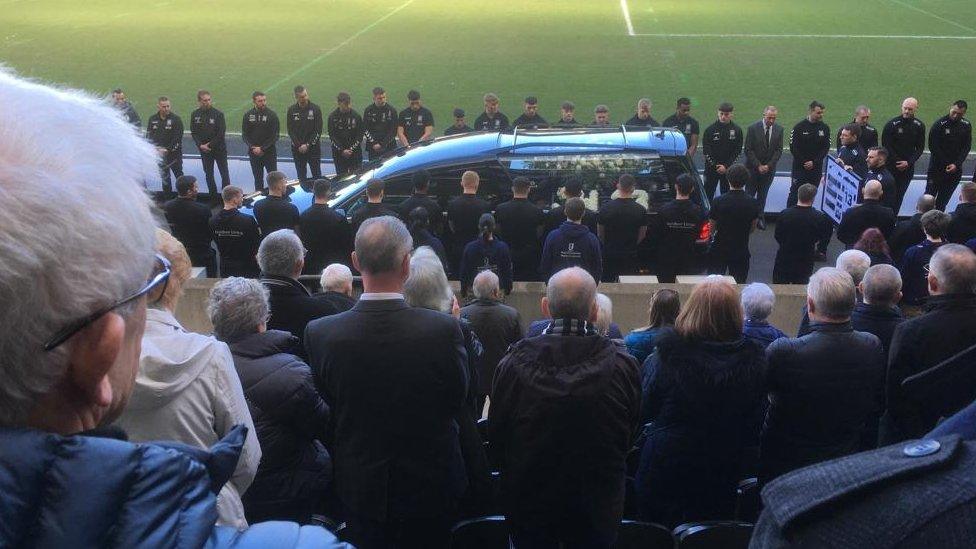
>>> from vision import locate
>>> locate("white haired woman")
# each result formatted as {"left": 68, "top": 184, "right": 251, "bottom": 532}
{"left": 741, "top": 283, "right": 787, "bottom": 349}
{"left": 115, "top": 229, "right": 260, "bottom": 529}
{"left": 208, "top": 276, "right": 333, "bottom": 524}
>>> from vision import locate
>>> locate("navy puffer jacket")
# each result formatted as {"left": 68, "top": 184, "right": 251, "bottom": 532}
{"left": 0, "top": 425, "right": 349, "bottom": 548}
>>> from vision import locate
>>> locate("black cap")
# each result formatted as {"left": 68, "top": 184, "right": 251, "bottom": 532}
{"left": 453, "top": 108, "right": 465, "bottom": 118}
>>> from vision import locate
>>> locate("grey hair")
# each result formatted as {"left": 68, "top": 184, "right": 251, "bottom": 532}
{"left": 741, "top": 283, "right": 775, "bottom": 321}
{"left": 807, "top": 267, "right": 856, "bottom": 320}
{"left": 472, "top": 270, "right": 500, "bottom": 300}
{"left": 861, "top": 264, "right": 902, "bottom": 305}
{"left": 257, "top": 229, "right": 304, "bottom": 277}
{"left": 0, "top": 68, "right": 159, "bottom": 426}
{"left": 404, "top": 246, "right": 454, "bottom": 313}
{"left": 320, "top": 263, "right": 353, "bottom": 292}
{"left": 764, "top": 105, "right": 778, "bottom": 114}
{"left": 836, "top": 249, "right": 871, "bottom": 286}
{"left": 595, "top": 293, "right": 613, "bottom": 336}
{"left": 207, "top": 277, "right": 270, "bottom": 342}
{"left": 930, "top": 244, "right": 976, "bottom": 295}
{"left": 546, "top": 267, "right": 597, "bottom": 320}
{"left": 355, "top": 216, "right": 413, "bottom": 275}
{"left": 637, "top": 98, "right": 652, "bottom": 109}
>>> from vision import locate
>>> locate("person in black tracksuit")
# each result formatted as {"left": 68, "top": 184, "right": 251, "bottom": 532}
{"left": 597, "top": 174, "right": 647, "bottom": 282}
{"left": 654, "top": 177, "right": 706, "bottom": 283}
{"left": 788, "top": 101, "right": 831, "bottom": 207}
{"left": 495, "top": 177, "right": 545, "bottom": 281}
{"left": 511, "top": 97, "right": 548, "bottom": 129}
{"left": 444, "top": 108, "right": 473, "bottom": 136}
{"left": 146, "top": 97, "right": 183, "bottom": 198}
{"left": 164, "top": 175, "right": 216, "bottom": 277}
{"left": 773, "top": 183, "right": 833, "bottom": 284}
{"left": 882, "top": 97, "right": 925, "bottom": 214}
{"left": 210, "top": 186, "right": 261, "bottom": 277}
{"left": 363, "top": 87, "right": 398, "bottom": 160}
{"left": 286, "top": 85, "right": 324, "bottom": 182}
{"left": 242, "top": 91, "right": 280, "bottom": 192}
{"left": 397, "top": 90, "right": 435, "bottom": 146}
{"left": 327, "top": 92, "right": 364, "bottom": 177}
{"left": 707, "top": 164, "right": 760, "bottom": 283}
{"left": 624, "top": 98, "right": 659, "bottom": 127}
{"left": 837, "top": 123, "right": 869, "bottom": 180}
{"left": 474, "top": 93, "right": 510, "bottom": 131}
{"left": 835, "top": 106, "right": 878, "bottom": 152}
{"left": 927, "top": 100, "right": 972, "bottom": 211}
{"left": 112, "top": 89, "right": 141, "bottom": 128}
{"left": 190, "top": 90, "right": 229, "bottom": 199}
{"left": 702, "top": 102, "right": 744, "bottom": 199}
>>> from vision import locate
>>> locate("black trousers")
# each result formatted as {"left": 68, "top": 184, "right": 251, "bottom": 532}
{"left": 333, "top": 146, "right": 363, "bottom": 177}
{"left": 703, "top": 168, "right": 729, "bottom": 200}
{"left": 708, "top": 249, "right": 750, "bottom": 283}
{"left": 199, "top": 149, "right": 230, "bottom": 197}
{"left": 248, "top": 148, "right": 277, "bottom": 192}
{"left": 293, "top": 144, "right": 322, "bottom": 181}
{"left": 341, "top": 511, "right": 452, "bottom": 549}
{"left": 159, "top": 151, "right": 183, "bottom": 196}
{"left": 891, "top": 164, "right": 915, "bottom": 215}
{"left": 926, "top": 168, "right": 963, "bottom": 212}
{"left": 367, "top": 140, "right": 395, "bottom": 161}
{"left": 218, "top": 256, "right": 260, "bottom": 278}
{"left": 787, "top": 168, "right": 822, "bottom": 207}
{"left": 772, "top": 257, "right": 814, "bottom": 285}
{"left": 603, "top": 252, "right": 639, "bottom": 282}
{"left": 511, "top": 245, "right": 541, "bottom": 282}
{"left": 186, "top": 246, "right": 217, "bottom": 278}
{"left": 747, "top": 169, "right": 775, "bottom": 218}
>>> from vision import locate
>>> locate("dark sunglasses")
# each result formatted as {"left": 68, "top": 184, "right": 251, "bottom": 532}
{"left": 43, "top": 254, "right": 172, "bottom": 351}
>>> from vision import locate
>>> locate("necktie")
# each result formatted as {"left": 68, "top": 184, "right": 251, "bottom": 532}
{"left": 764, "top": 124, "right": 771, "bottom": 146}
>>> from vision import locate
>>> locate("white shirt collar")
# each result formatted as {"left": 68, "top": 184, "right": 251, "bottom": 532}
{"left": 359, "top": 292, "right": 404, "bottom": 301}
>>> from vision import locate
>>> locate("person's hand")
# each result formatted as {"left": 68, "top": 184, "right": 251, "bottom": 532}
{"left": 342, "top": 149, "right": 353, "bottom": 158}
{"left": 716, "top": 164, "right": 727, "bottom": 174}
{"left": 251, "top": 146, "right": 262, "bottom": 156}
{"left": 372, "top": 143, "right": 382, "bottom": 151}
{"left": 156, "top": 147, "right": 167, "bottom": 156}
{"left": 299, "top": 144, "right": 308, "bottom": 153}
{"left": 451, "top": 295, "right": 460, "bottom": 319}
{"left": 895, "top": 160, "right": 909, "bottom": 171}
{"left": 758, "top": 165, "right": 769, "bottom": 174}
{"left": 200, "top": 143, "right": 210, "bottom": 153}
{"left": 947, "top": 164, "right": 958, "bottom": 173}
{"left": 803, "top": 160, "right": 814, "bottom": 170}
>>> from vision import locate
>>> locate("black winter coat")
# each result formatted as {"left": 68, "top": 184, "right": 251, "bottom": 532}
{"left": 760, "top": 322, "right": 884, "bottom": 484}
{"left": 227, "top": 330, "right": 332, "bottom": 524}
{"left": 635, "top": 330, "right": 766, "bottom": 527}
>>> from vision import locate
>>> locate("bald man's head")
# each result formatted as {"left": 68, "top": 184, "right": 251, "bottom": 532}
{"left": 917, "top": 194, "right": 936, "bottom": 213}
{"left": 902, "top": 97, "right": 919, "bottom": 119}
{"left": 544, "top": 267, "right": 597, "bottom": 321}
{"left": 863, "top": 179, "right": 883, "bottom": 200}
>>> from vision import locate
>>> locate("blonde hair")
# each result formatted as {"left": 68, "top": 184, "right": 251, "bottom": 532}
{"left": 152, "top": 228, "right": 192, "bottom": 312}
{"left": 675, "top": 277, "right": 743, "bottom": 342}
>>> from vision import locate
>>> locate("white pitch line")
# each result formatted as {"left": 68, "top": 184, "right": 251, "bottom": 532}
{"left": 631, "top": 33, "right": 976, "bottom": 40}
{"left": 887, "top": 0, "right": 976, "bottom": 35}
{"left": 619, "top": 0, "right": 635, "bottom": 36}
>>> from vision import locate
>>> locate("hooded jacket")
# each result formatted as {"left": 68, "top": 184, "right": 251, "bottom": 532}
{"left": 0, "top": 425, "right": 349, "bottom": 548}
{"left": 227, "top": 330, "right": 332, "bottom": 524}
{"left": 539, "top": 221, "right": 603, "bottom": 282}
{"left": 635, "top": 329, "right": 766, "bottom": 527}
{"left": 115, "top": 308, "right": 261, "bottom": 529}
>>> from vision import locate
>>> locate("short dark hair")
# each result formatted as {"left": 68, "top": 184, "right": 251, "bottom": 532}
{"left": 337, "top": 92, "right": 351, "bottom": 104}
{"left": 222, "top": 185, "right": 243, "bottom": 203}
{"left": 564, "top": 197, "right": 585, "bottom": 221}
{"left": 561, "top": 101, "right": 575, "bottom": 111}
{"left": 726, "top": 164, "right": 750, "bottom": 189}
{"left": 563, "top": 179, "right": 583, "bottom": 197}
{"left": 524, "top": 96, "right": 538, "bottom": 105}
{"left": 372, "top": 87, "right": 385, "bottom": 96}
{"left": 293, "top": 85, "right": 306, "bottom": 95}
{"left": 366, "top": 178, "right": 385, "bottom": 198}
{"left": 266, "top": 171, "right": 287, "bottom": 188}
{"left": 868, "top": 146, "right": 888, "bottom": 160}
{"left": 718, "top": 102, "right": 734, "bottom": 113}
{"left": 809, "top": 100, "right": 825, "bottom": 111}
{"left": 675, "top": 174, "right": 695, "bottom": 196}
{"left": 677, "top": 97, "right": 691, "bottom": 107}
{"left": 411, "top": 169, "right": 431, "bottom": 191}
{"left": 955, "top": 100, "right": 969, "bottom": 110}
{"left": 512, "top": 176, "right": 531, "bottom": 194}
{"left": 313, "top": 179, "right": 331, "bottom": 199}
{"left": 252, "top": 91, "right": 265, "bottom": 100}
{"left": 176, "top": 175, "right": 197, "bottom": 196}
{"left": 921, "top": 210, "right": 951, "bottom": 239}
{"left": 197, "top": 89, "right": 210, "bottom": 100}
{"left": 407, "top": 90, "right": 420, "bottom": 101}
{"left": 798, "top": 183, "right": 818, "bottom": 203}
{"left": 841, "top": 123, "right": 861, "bottom": 139}
{"left": 618, "top": 174, "right": 636, "bottom": 192}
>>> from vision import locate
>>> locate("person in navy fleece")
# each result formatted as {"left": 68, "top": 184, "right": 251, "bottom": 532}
{"left": 540, "top": 197, "right": 603, "bottom": 282}
{"left": 741, "top": 282, "right": 787, "bottom": 348}
{"left": 460, "top": 213, "right": 513, "bottom": 296}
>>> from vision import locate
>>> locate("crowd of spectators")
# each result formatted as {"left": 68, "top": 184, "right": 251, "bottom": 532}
{"left": 8, "top": 70, "right": 976, "bottom": 548}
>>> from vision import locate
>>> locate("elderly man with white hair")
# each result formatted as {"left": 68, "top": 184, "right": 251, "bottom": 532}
{"left": 259, "top": 229, "right": 339, "bottom": 355}
{"left": 0, "top": 70, "right": 344, "bottom": 546}
{"left": 461, "top": 270, "right": 523, "bottom": 411}
{"left": 799, "top": 249, "right": 872, "bottom": 336}
{"left": 760, "top": 267, "right": 885, "bottom": 485}
{"left": 489, "top": 267, "right": 640, "bottom": 547}
{"left": 741, "top": 283, "right": 787, "bottom": 348}
{"left": 316, "top": 262, "right": 356, "bottom": 312}
{"left": 882, "top": 244, "right": 976, "bottom": 444}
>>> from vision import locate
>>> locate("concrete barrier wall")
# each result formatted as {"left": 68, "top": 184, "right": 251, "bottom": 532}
{"left": 176, "top": 279, "right": 808, "bottom": 339}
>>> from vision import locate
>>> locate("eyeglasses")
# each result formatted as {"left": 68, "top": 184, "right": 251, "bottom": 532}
{"left": 43, "top": 254, "right": 172, "bottom": 352}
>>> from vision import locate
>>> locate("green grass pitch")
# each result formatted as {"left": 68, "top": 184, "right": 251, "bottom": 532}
{"left": 2, "top": 0, "right": 975, "bottom": 135}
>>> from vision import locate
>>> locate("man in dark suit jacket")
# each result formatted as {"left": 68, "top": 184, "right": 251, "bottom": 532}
{"left": 258, "top": 229, "right": 339, "bottom": 357}
{"left": 760, "top": 267, "right": 885, "bottom": 485}
{"left": 837, "top": 180, "right": 897, "bottom": 248}
{"left": 744, "top": 106, "right": 784, "bottom": 228}
{"left": 304, "top": 216, "right": 469, "bottom": 549}
{"left": 163, "top": 175, "right": 216, "bottom": 276}
{"left": 889, "top": 194, "right": 935, "bottom": 263}
{"left": 881, "top": 244, "right": 976, "bottom": 444}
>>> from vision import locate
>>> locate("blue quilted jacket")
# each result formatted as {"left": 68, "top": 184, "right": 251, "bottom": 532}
{"left": 0, "top": 424, "right": 350, "bottom": 548}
